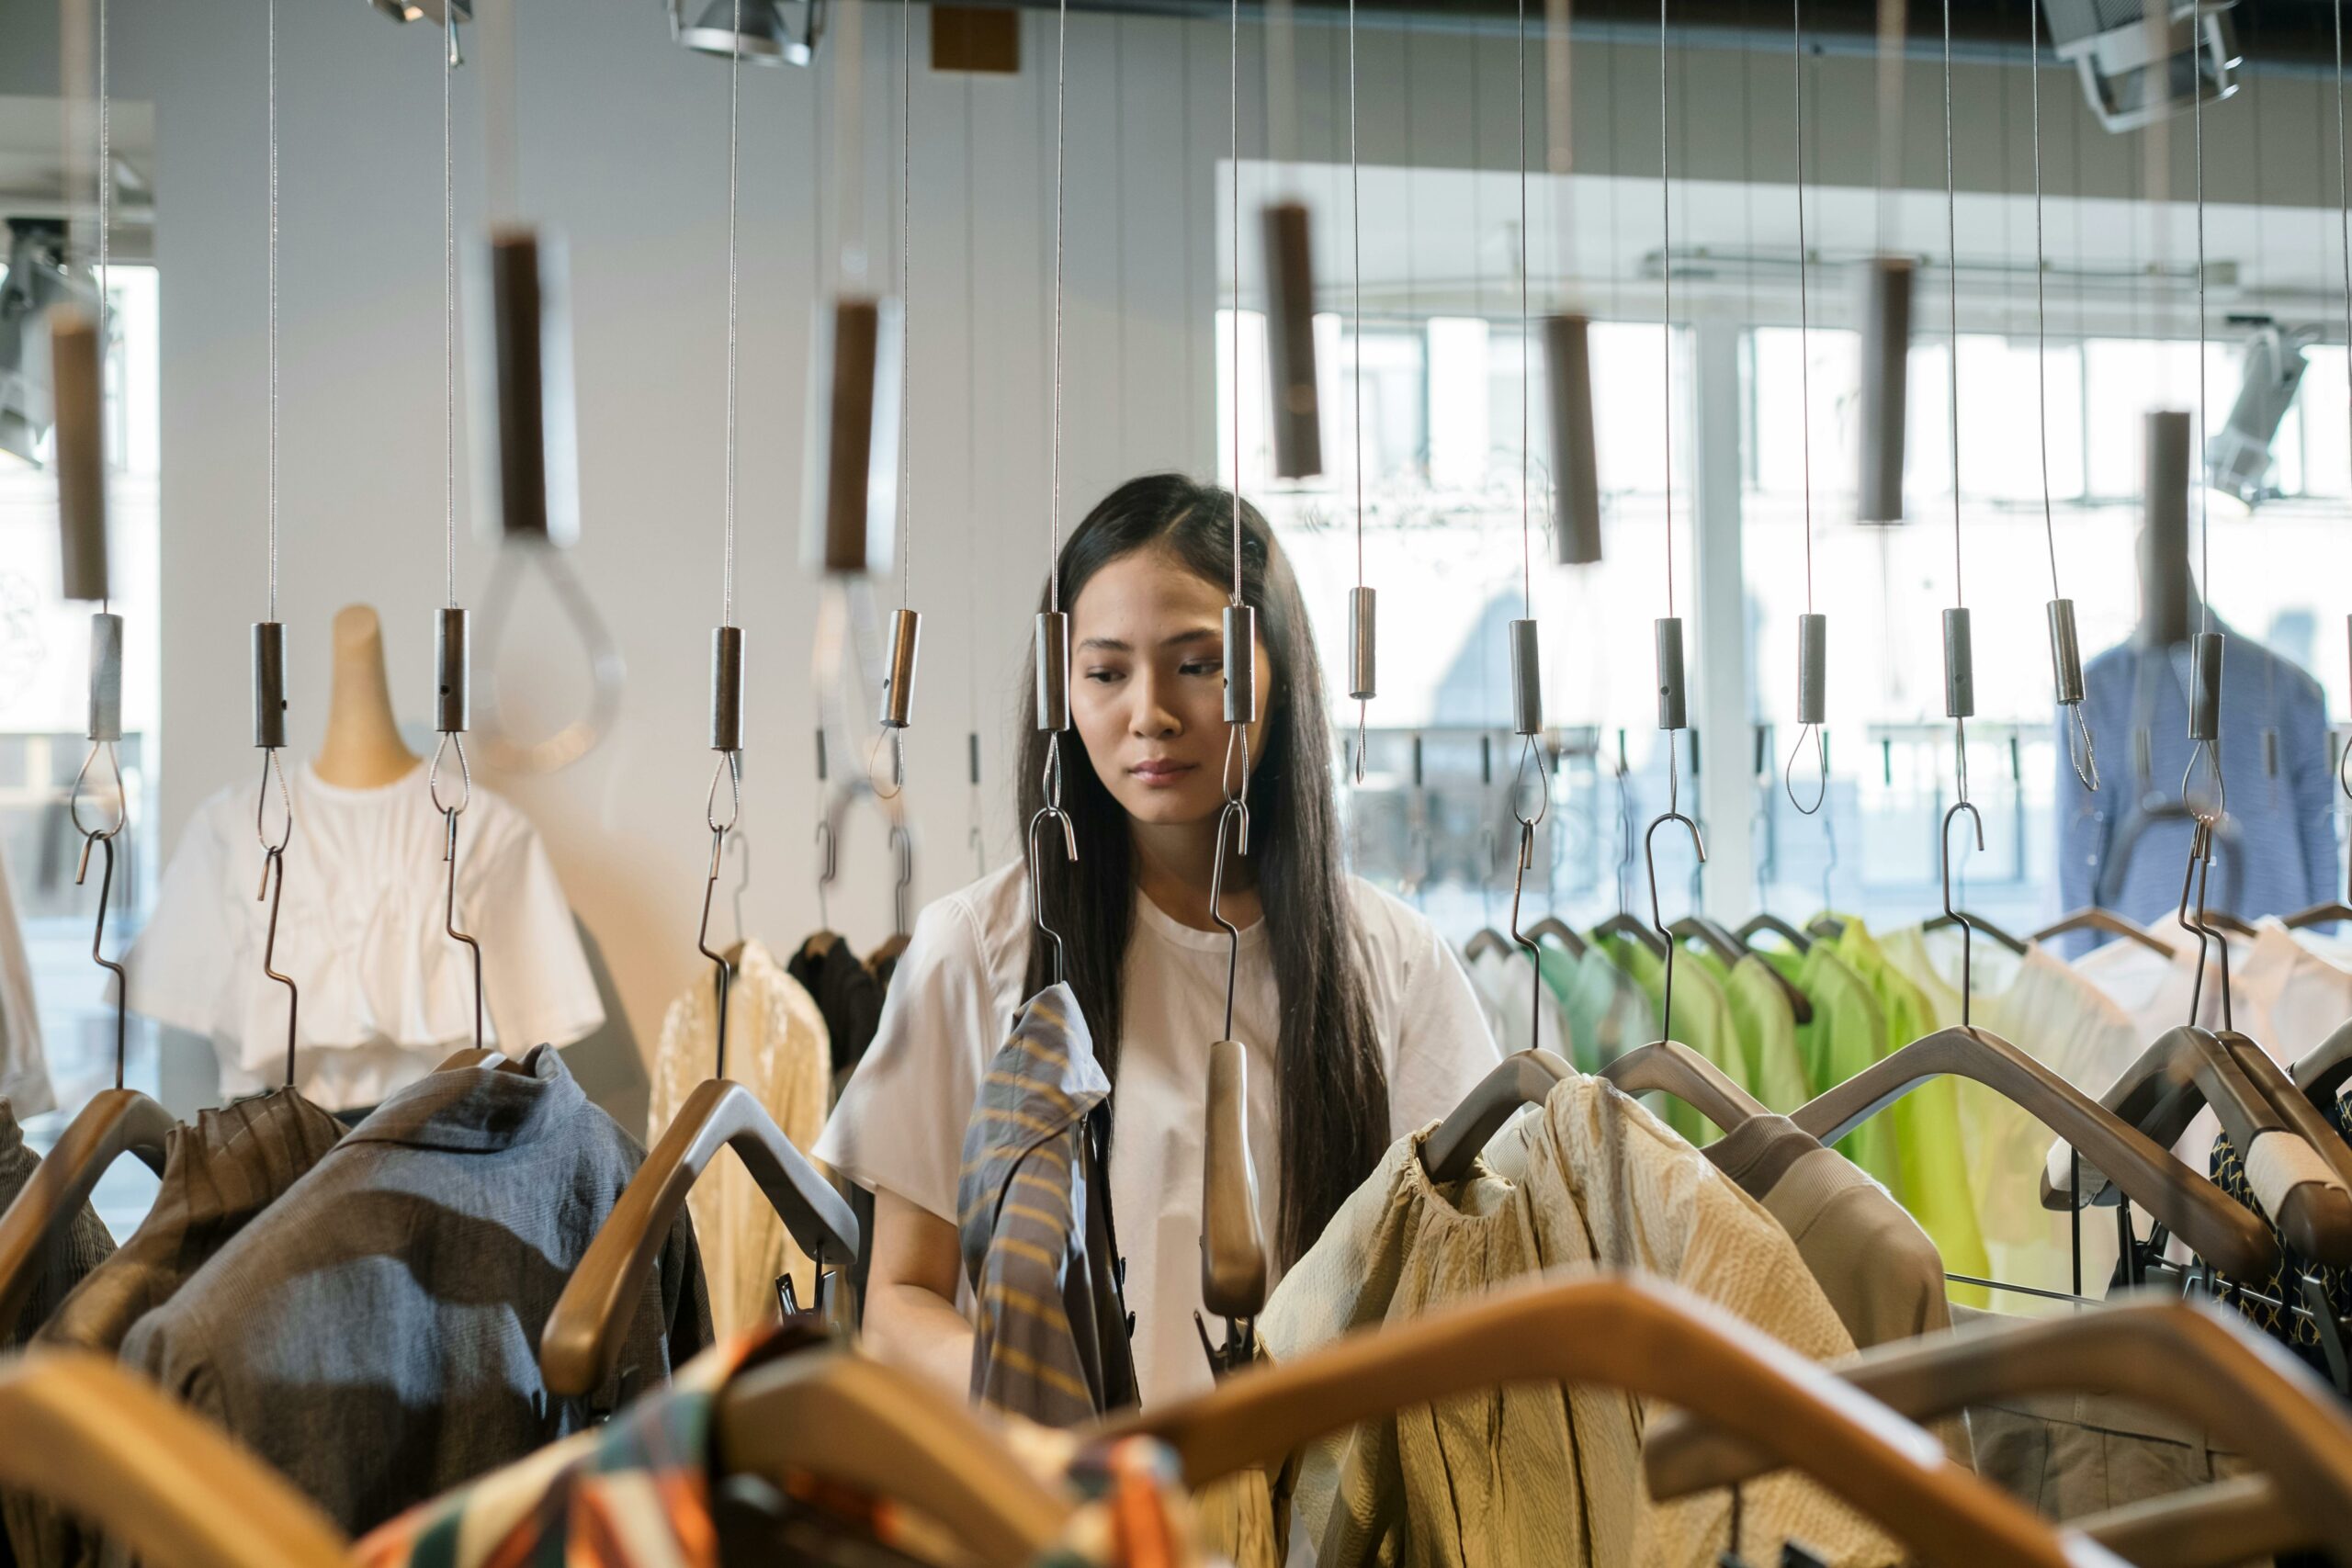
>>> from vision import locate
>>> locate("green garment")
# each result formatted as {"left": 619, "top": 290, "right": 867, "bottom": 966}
{"left": 1549, "top": 943, "right": 1657, "bottom": 1075}
{"left": 1821, "top": 916, "right": 1992, "bottom": 1302}
{"left": 1591, "top": 931, "right": 1747, "bottom": 1146}
{"left": 1687, "top": 950, "right": 1812, "bottom": 1115}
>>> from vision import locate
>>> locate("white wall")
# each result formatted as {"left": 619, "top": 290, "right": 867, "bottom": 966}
{"left": 4, "top": 0, "right": 2343, "bottom": 1067}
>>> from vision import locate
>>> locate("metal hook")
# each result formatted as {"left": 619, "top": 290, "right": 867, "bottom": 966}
{"left": 74, "top": 829, "right": 128, "bottom": 1088}
{"left": 69, "top": 739, "right": 128, "bottom": 842}
{"left": 2338, "top": 726, "right": 2352, "bottom": 805}
{"left": 257, "top": 844, "right": 299, "bottom": 1088}
{"left": 1784, "top": 723, "right": 1827, "bottom": 816}
{"left": 1208, "top": 799, "right": 1251, "bottom": 1042}
{"left": 1506, "top": 818, "right": 1544, "bottom": 1055}
{"left": 1643, "top": 808, "right": 1708, "bottom": 1042}
{"left": 813, "top": 819, "right": 838, "bottom": 931}
{"left": 697, "top": 821, "right": 735, "bottom": 1077}
{"left": 888, "top": 823, "right": 913, "bottom": 936}
{"left": 868, "top": 725, "right": 906, "bottom": 802}
{"left": 1939, "top": 799, "right": 1986, "bottom": 1030}
{"left": 1026, "top": 735, "right": 1079, "bottom": 987}
{"left": 2064, "top": 702, "right": 2100, "bottom": 794}
{"left": 2177, "top": 818, "right": 2233, "bottom": 1032}
{"left": 442, "top": 805, "right": 485, "bottom": 1051}
{"left": 727, "top": 828, "right": 752, "bottom": 949}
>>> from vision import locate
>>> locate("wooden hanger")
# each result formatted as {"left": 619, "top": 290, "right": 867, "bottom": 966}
{"left": 0, "top": 1349, "right": 349, "bottom": 1568}
{"left": 1921, "top": 907, "right": 2030, "bottom": 955}
{"left": 1463, "top": 927, "right": 1517, "bottom": 965}
{"left": 1669, "top": 916, "right": 1814, "bottom": 1023}
{"left": 2069, "top": 1475, "right": 2302, "bottom": 1568}
{"left": 1734, "top": 910, "right": 1812, "bottom": 954}
{"left": 1599, "top": 1040, "right": 1766, "bottom": 1137}
{"left": 1523, "top": 914, "right": 1589, "bottom": 959}
{"left": 715, "top": 1344, "right": 1072, "bottom": 1568}
{"left": 1201, "top": 1039, "right": 1267, "bottom": 1320}
{"left": 2204, "top": 909, "right": 2258, "bottom": 940}
{"left": 1097, "top": 1273, "right": 2091, "bottom": 1567}
{"left": 1806, "top": 913, "right": 1847, "bottom": 942}
{"left": 2049, "top": 1025, "right": 2352, "bottom": 1269}
{"left": 2293, "top": 1018, "right": 2352, "bottom": 1110}
{"left": 2030, "top": 907, "right": 2177, "bottom": 959}
{"left": 1419, "top": 1049, "right": 1572, "bottom": 1183}
{"left": 2220, "top": 1028, "right": 2352, "bottom": 1206}
{"left": 1791, "top": 1026, "right": 2278, "bottom": 1280}
{"left": 2284, "top": 899, "right": 2352, "bottom": 933}
{"left": 1641, "top": 1296, "right": 2352, "bottom": 1562}
{"left": 540, "top": 1079, "right": 861, "bottom": 1396}
{"left": 311, "top": 604, "right": 419, "bottom": 789}
{"left": 0, "top": 1089, "right": 174, "bottom": 1337}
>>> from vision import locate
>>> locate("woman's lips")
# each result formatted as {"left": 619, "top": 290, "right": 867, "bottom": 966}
{"left": 1128, "top": 760, "right": 1197, "bottom": 787}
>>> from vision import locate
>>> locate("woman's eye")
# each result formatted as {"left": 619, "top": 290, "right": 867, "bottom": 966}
{"left": 1084, "top": 668, "right": 1123, "bottom": 683}
{"left": 1181, "top": 660, "right": 1223, "bottom": 678}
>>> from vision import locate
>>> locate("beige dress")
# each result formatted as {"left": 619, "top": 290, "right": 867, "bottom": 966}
{"left": 648, "top": 939, "right": 832, "bottom": 1337}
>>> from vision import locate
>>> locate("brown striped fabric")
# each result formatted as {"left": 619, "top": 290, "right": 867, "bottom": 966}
{"left": 956, "top": 982, "right": 1136, "bottom": 1426}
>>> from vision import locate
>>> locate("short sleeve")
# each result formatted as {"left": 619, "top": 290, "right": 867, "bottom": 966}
{"left": 122, "top": 798, "right": 236, "bottom": 1041}
{"left": 471, "top": 815, "right": 605, "bottom": 1051}
{"left": 1377, "top": 908, "right": 1503, "bottom": 1140}
{"left": 814, "top": 894, "right": 1001, "bottom": 1224}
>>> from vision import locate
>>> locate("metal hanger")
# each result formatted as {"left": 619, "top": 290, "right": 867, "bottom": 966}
{"left": 1733, "top": 910, "right": 1812, "bottom": 954}
{"left": 697, "top": 748, "right": 741, "bottom": 1077}
{"left": 1025, "top": 739, "right": 1078, "bottom": 988}
{"left": 866, "top": 823, "right": 916, "bottom": 969}
{"left": 2030, "top": 905, "right": 2177, "bottom": 959}
{"left": 1593, "top": 735, "right": 1667, "bottom": 958}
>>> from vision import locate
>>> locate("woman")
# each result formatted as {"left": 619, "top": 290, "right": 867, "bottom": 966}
{"left": 816, "top": 474, "right": 1499, "bottom": 1410}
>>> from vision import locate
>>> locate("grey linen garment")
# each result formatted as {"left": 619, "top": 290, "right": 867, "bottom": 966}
{"left": 1261, "top": 1075, "right": 1897, "bottom": 1568}
{"left": 0, "top": 1099, "right": 118, "bottom": 1568}
{"left": 1704, "top": 1112, "right": 1951, "bottom": 1349}
{"left": 956, "top": 982, "right": 1136, "bottom": 1427}
{"left": 118, "top": 1046, "right": 713, "bottom": 1536}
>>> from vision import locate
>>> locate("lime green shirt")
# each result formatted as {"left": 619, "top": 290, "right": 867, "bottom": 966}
{"left": 1592, "top": 932, "right": 1747, "bottom": 1146}
{"left": 1825, "top": 917, "right": 1992, "bottom": 1299}
{"left": 1549, "top": 944, "right": 1657, "bottom": 1074}
{"left": 1687, "top": 950, "right": 1811, "bottom": 1115}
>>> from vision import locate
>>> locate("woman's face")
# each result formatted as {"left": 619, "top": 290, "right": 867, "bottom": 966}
{"left": 1069, "top": 547, "right": 1277, "bottom": 829}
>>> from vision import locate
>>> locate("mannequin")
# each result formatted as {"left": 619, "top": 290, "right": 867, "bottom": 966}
{"left": 311, "top": 604, "right": 418, "bottom": 788}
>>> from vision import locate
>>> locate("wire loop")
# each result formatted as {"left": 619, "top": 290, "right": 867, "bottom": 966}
{"left": 69, "top": 739, "right": 127, "bottom": 842}
{"left": 428, "top": 731, "right": 473, "bottom": 818}
{"left": 254, "top": 745, "right": 293, "bottom": 854}
{"left": 2065, "top": 702, "right": 2100, "bottom": 795}
{"left": 1510, "top": 733, "right": 1549, "bottom": 830}
{"left": 1784, "top": 723, "right": 1827, "bottom": 817}
{"left": 707, "top": 750, "right": 742, "bottom": 836}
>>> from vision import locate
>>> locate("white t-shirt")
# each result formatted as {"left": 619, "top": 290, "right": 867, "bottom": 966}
{"left": 0, "top": 839, "right": 51, "bottom": 1117}
{"left": 124, "top": 761, "right": 604, "bottom": 1110}
{"left": 814, "top": 861, "right": 1502, "bottom": 1411}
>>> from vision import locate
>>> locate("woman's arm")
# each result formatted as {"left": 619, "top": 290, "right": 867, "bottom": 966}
{"left": 859, "top": 1187, "right": 977, "bottom": 1401}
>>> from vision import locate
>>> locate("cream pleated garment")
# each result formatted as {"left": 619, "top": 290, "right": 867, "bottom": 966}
{"left": 648, "top": 940, "right": 832, "bottom": 1337}
{"left": 1259, "top": 1074, "right": 1901, "bottom": 1568}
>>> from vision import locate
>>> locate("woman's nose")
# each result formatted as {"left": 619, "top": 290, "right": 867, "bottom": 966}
{"left": 1128, "top": 671, "right": 1181, "bottom": 739}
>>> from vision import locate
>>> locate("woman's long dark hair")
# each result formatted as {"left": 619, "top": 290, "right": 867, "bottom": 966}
{"left": 1016, "top": 473, "right": 1389, "bottom": 1269}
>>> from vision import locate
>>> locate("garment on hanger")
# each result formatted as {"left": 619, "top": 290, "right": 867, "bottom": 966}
{"left": 958, "top": 982, "right": 1135, "bottom": 1427}
{"left": 124, "top": 763, "right": 604, "bottom": 1111}
{"left": 0, "top": 1100, "right": 116, "bottom": 1568}
{"left": 39, "top": 1087, "right": 343, "bottom": 1354}
{"left": 2057, "top": 629, "right": 2335, "bottom": 939}
{"left": 788, "top": 934, "right": 886, "bottom": 1095}
{"left": 1589, "top": 930, "right": 1747, "bottom": 1146}
{"left": 2207, "top": 1096, "right": 2352, "bottom": 1377}
{"left": 1751, "top": 942, "right": 1893, "bottom": 1168}
{"left": 1461, "top": 944, "right": 1571, "bottom": 1065}
{"left": 649, "top": 940, "right": 831, "bottom": 1337}
{"left": 117, "top": 1045, "right": 712, "bottom": 1534}
{"left": 1685, "top": 950, "right": 1810, "bottom": 1114}
{"left": 1702, "top": 1112, "right": 1950, "bottom": 1350}
{"left": 1259, "top": 1075, "right": 1893, "bottom": 1566}
{"left": 355, "top": 1318, "right": 1211, "bottom": 1568}
{"left": 0, "top": 844, "right": 51, "bottom": 1118}
{"left": 1552, "top": 942, "right": 1653, "bottom": 1074}
{"left": 815, "top": 863, "right": 1499, "bottom": 1410}
{"left": 1815, "top": 919, "right": 1990, "bottom": 1303}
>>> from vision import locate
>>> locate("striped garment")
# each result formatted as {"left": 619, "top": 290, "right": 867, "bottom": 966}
{"left": 957, "top": 982, "right": 1138, "bottom": 1427}
{"left": 355, "top": 1322, "right": 1205, "bottom": 1568}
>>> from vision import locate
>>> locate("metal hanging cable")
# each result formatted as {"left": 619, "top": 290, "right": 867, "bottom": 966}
{"left": 1503, "top": 0, "right": 1550, "bottom": 1053}
{"left": 1345, "top": 0, "right": 1373, "bottom": 783}
{"left": 1784, "top": 0, "right": 1826, "bottom": 816}
{"left": 1030, "top": 0, "right": 1080, "bottom": 988}
{"left": 874, "top": 0, "right": 922, "bottom": 798}
{"left": 2032, "top": 9, "right": 2097, "bottom": 794}
{"left": 252, "top": 0, "right": 298, "bottom": 1084}
{"left": 1658, "top": 0, "right": 1675, "bottom": 623}
{"left": 2336, "top": 0, "right": 2352, "bottom": 807}
{"left": 2179, "top": 0, "right": 2224, "bottom": 827}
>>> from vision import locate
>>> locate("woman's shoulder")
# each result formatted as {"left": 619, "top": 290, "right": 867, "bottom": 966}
{"left": 1341, "top": 875, "right": 1453, "bottom": 978}
{"left": 903, "top": 861, "right": 1033, "bottom": 988}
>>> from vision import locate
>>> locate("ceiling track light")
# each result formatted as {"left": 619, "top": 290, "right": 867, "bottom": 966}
{"left": 669, "top": 0, "right": 824, "bottom": 67}
{"left": 2206, "top": 319, "right": 2319, "bottom": 509}
{"left": 2040, "top": 0, "right": 2240, "bottom": 133}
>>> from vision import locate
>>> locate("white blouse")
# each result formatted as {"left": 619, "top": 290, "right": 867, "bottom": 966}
{"left": 124, "top": 761, "right": 603, "bottom": 1110}
{"left": 814, "top": 861, "right": 1501, "bottom": 1410}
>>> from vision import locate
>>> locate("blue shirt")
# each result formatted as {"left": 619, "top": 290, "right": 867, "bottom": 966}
{"left": 2056, "top": 626, "right": 2338, "bottom": 943}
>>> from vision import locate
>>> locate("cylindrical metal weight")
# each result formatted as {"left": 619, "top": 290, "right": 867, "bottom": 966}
{"left": 86, "top": 611, "right": 122, "bottom": 743}
{"left": 1223, "top": 605, "right": 1260, "bottom": 725}
{"left": 1796, "top": 613, "right": 1826, "bottom": 727}
{"left": 1655, "top": 617, "right": 1687, "bottom": 732}
{"left": 1035, "top": 611, "right": 1070, "bottom": 732}
{"left": 1943, "top": 607, "right": 1975, "bottom": 720}
{"left": 1480, "top": 735, "right": 1494, "bottom": 786}
{"left": 1510, "top": 618, "right": 1544, "bottom": 737}
{"left": 879, "top": 608, "right": 921, "bottom": 728}
{"left": 435, "top": 606, "right": 470, "bottom": 734}
{"left": 481, "top": 228, "right": 582, "bottom": 547}
{"left": 803, "top": 296, "right": 906, "bottom": 578}
{"left": 1544, "top": 314, "right": 1602, "bottom": 565}
{"left": 1348, "top": 585, "right": 1376, "bottom": 702}
{"left": 51, "top": 309, "right": 108, "bottom": 602}
{"left": 2142, "top": 411, "right": 2194, "bottom": 647}
{"left": 2264, "top": 728, "right": 2280, "bottom": 779}
{"left": 2047, "top": 598, "right": 2086, "bottom": 705}
{"left": 252, "top": 621, "right": 288, "bottom": 750}
{"left": 2188, "top": 630, "right": 2223, "bottom": 742}
{"left": 709, "top": 625, "right": 745, "bottom": 752}
{"left": 1261, "top": 202, "right": 1322, "bottom": 479}
{"left": 1857, "top": 256, "right": 1914, "bottom": 524}
{"left": 2133, "top": 728, "right": 2153, "bottom": 785}
{"left": 967, "top": 731, "right": 981, "bottom": 787}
